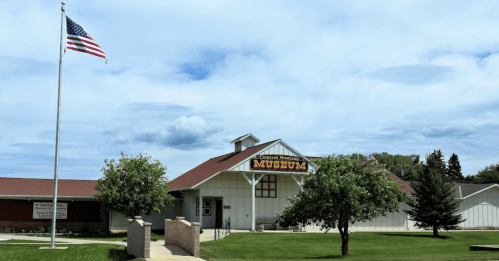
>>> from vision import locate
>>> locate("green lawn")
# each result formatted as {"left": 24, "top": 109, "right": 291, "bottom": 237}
{"left": 200, "top": 231, "right": 499, "bottom": 261}
{"left": 0, "top": 243, "right": 139, "bottom": 261}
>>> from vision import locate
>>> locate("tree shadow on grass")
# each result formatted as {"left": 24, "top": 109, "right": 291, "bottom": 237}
{"left": 107, "top": 248, "right": 136, "bottom": 261}
{"left": 376, "top": 233, "right": 451, "bottom": 239}
{"left": 303, "top": 255, "right": 345, "bottom": 259}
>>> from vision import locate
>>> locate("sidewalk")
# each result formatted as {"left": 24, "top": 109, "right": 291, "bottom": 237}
{"left": 0, "top": 234, "right": 126, "bottom": 245}
{"left": 147, "top": 241, "right": 205, "bottom": 261}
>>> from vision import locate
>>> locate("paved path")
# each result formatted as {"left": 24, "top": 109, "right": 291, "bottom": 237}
{"left": 0, "top": 234, "right": 126, "bottom": 245}
{"left": 147, "top": 241, "right": 205, "bottom": 261}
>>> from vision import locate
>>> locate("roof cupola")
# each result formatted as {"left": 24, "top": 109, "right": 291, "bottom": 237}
{"left": 230, "top": 133, "right": 260, "bottom": 153}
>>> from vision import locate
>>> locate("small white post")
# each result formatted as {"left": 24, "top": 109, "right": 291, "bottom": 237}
{"left": 199, "top": 195, "right": 203, "bottom": 229}
{"left": 300, "top": 175, "right": 304, "bottom": 192}
{"left": 251, "top": 173, "right": 255, "bottom": 232}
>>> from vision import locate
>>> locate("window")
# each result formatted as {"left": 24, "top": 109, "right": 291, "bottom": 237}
{"left": 256, "top": 175, "right": 276, "bottom": 198}
{"left": 196, "top": 199, "right": 211, "bottom": 216}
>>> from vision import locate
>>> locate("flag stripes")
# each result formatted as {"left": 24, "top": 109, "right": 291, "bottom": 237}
{"left": 67, "top": 35, "right": 106, "bottom": 59}
{"left": 66, "top": 16, "right": 106, "bottom": 60}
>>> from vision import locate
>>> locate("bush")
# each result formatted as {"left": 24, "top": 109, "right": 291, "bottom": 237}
{"left": 38, "top": 226, "right": 45, "bottom": 233}
{"left": 4, "top": 228, "right": 11, "bottom": 233}
{"left": 59, "top": 229, "right": 67, "bottom": 234}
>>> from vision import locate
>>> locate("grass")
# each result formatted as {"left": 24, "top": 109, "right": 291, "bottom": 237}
{"left": 200, "top": 231, "right": 499, "bottom": 261}
{"left": 0, "top": 243, "right": 139, "bottom": 261}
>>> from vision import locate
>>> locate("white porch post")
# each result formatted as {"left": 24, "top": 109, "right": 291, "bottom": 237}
{"left": 300, "top": 175, "right": 304, "bottom": 192}
{"left": 241, "top": 172, "right": 264, "bottom": 232}
{"left": 251, "top": 173, "right": 256, "bottom": 232}
{"left": 291, "top": 175, "right": 303, "bottom": 192}
{"left": 199, "top": 195, "right": 203, "bottom": 229}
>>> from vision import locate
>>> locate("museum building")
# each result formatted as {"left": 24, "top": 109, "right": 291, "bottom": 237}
{"left": 2, "top": 134, "right": 499, "bottom": 232}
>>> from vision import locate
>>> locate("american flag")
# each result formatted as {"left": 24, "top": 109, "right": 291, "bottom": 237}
{"left": 66, "top": 16, "right": 106, "bottom": 61}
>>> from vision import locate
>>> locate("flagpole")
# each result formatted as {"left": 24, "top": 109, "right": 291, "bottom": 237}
{"left": 50, "top": 1, "right": 65, "bottom": 249}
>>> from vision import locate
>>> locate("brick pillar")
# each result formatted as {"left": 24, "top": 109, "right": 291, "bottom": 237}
{"left": 144, "top": 222, "right": 151, "bottom": 258}
{"left": 165, "top": 219, "right": 174, "bottom": 245}
{"left": 191, "top": 222, "right": 200, "bottom": 257}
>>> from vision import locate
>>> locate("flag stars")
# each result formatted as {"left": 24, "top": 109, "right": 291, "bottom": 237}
{"left": 65, "top": 16, "right": 106, "bottom": 60}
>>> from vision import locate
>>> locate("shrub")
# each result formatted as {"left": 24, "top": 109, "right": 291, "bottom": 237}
{"left": 4, "top": 228, "right": 11, "bottom": 233}
{"left": 59, "top": 229, "right": 67, "bottom": 234}
{"left": 38, "top": 226, "right": 45, "bottom": 233}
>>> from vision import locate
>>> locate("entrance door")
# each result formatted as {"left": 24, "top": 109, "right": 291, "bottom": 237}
{"left": 215, "top": 200, "right": 223, "bottom": 228}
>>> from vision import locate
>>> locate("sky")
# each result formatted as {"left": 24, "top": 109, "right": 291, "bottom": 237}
{"left": 1, "top": 0, "right": 499, "bottom": 181}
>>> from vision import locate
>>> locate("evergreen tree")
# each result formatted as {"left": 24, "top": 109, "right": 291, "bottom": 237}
{"left": 447, "top": 153, "right": 464, "bottom": 181}
{"left": 405, "top": 150, "right": 465, "bottom": 237}
{"left": 370, "top": 152, "right": 423, "bottom": 181}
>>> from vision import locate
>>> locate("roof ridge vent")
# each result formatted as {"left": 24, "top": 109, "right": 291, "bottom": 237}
{"left": 230, "top": 133, "right": 260, "bottom": 153}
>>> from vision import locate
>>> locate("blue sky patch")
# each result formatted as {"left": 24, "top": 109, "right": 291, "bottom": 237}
{"left": 367, "top": 64, "right": 454, "bottom": 85}
{"left": 180, "top": 49, "right": 228, "bottom": 80}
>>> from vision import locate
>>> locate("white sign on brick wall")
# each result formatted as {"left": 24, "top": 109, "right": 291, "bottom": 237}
{"left": 33, "top": 202, "right": 68, "bottom": 219}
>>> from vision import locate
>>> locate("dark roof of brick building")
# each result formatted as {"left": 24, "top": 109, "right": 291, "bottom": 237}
{"left": 0, "top": 177, "right": 98, "bottom": 197}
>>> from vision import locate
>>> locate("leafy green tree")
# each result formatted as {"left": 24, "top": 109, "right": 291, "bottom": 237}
{"left": 93, "top": 152, "right": 176, "bottom": 218}
{"left": 370, "top": 152, "right": 423, "bottom": 181}
{"left": 447, "top": 153, "right": 464, "bottom": 181}
{"left": 349, "top": 153, "right": 367, "bottom": 160}
{"left": 405, "top": 150, "right": 465, "bottom": 237}
{"left": 274, "top": 155, "right": 408, "bottom": 256}
{"left": 472, "top": 163, "right": 499, "bottom": 184}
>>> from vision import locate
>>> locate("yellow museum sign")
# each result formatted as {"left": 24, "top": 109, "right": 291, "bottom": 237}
{"left": 250, "top": 155, "right": 308, "bottom": 172}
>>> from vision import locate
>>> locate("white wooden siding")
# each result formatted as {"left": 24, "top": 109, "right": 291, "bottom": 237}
{"left": 110, "top": 211, "right": 128, "bottom": 232}
{"left": 458, "top": 187, "right": 499, "bottom": 228}
{"left": 304, "top": 202, "right": 418, "bottom": 231}
{"left": 198, "top": 172, "right": 301, "bottom": 229}
{"left": 241, "top": 139, "right": 256, "bottom": 151}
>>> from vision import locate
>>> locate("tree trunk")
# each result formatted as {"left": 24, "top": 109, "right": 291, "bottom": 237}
{"left": 342, "top": 221, "right": 349, "bottom": 256}
{"left": 433, "top": 225, "right": 439, "bottom": 237}
{"left": 338, "top": 220, "right": 349, "bottom": 256}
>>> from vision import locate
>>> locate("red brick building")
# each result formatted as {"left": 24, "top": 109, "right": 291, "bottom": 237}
{"left": 0, "top": 177, "right": 108, "bottom": 233}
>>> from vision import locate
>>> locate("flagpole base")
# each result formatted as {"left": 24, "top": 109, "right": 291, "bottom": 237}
{"left": 39, "top": 246, "right": 68, "bottom": 250}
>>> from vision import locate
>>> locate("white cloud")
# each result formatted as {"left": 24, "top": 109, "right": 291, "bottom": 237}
{"left": 1, "top": 0, "right": 499, "bottom": 179}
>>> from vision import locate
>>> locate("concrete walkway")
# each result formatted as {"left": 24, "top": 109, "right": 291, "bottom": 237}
{"left": 147, "top": 241, "right": 205, "bottom": 261}
{"left": 0, "top": 234, "right": 126, "bottom": 245}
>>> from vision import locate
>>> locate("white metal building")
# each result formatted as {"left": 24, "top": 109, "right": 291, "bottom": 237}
{"left": 455, "top": 183, "right": 499, "bottom": 228}
{"left": 167, "top": 134, "right": 318, "bottom": 231}
{"left": 164, "top": 134, "right": 419, "bottom": 231}
{"left": 108, "top": 134, "right": 499, "bottom": 232}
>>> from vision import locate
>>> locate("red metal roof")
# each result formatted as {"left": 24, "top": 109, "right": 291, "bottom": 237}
{"left": 168, "top": 140, "right": 278, "bottom": 191}
{"left": 358, "top": 160, "right": 414, "bottom": 194}
{"left": 0, "top": 177, "right": 98, "bottom": 197}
